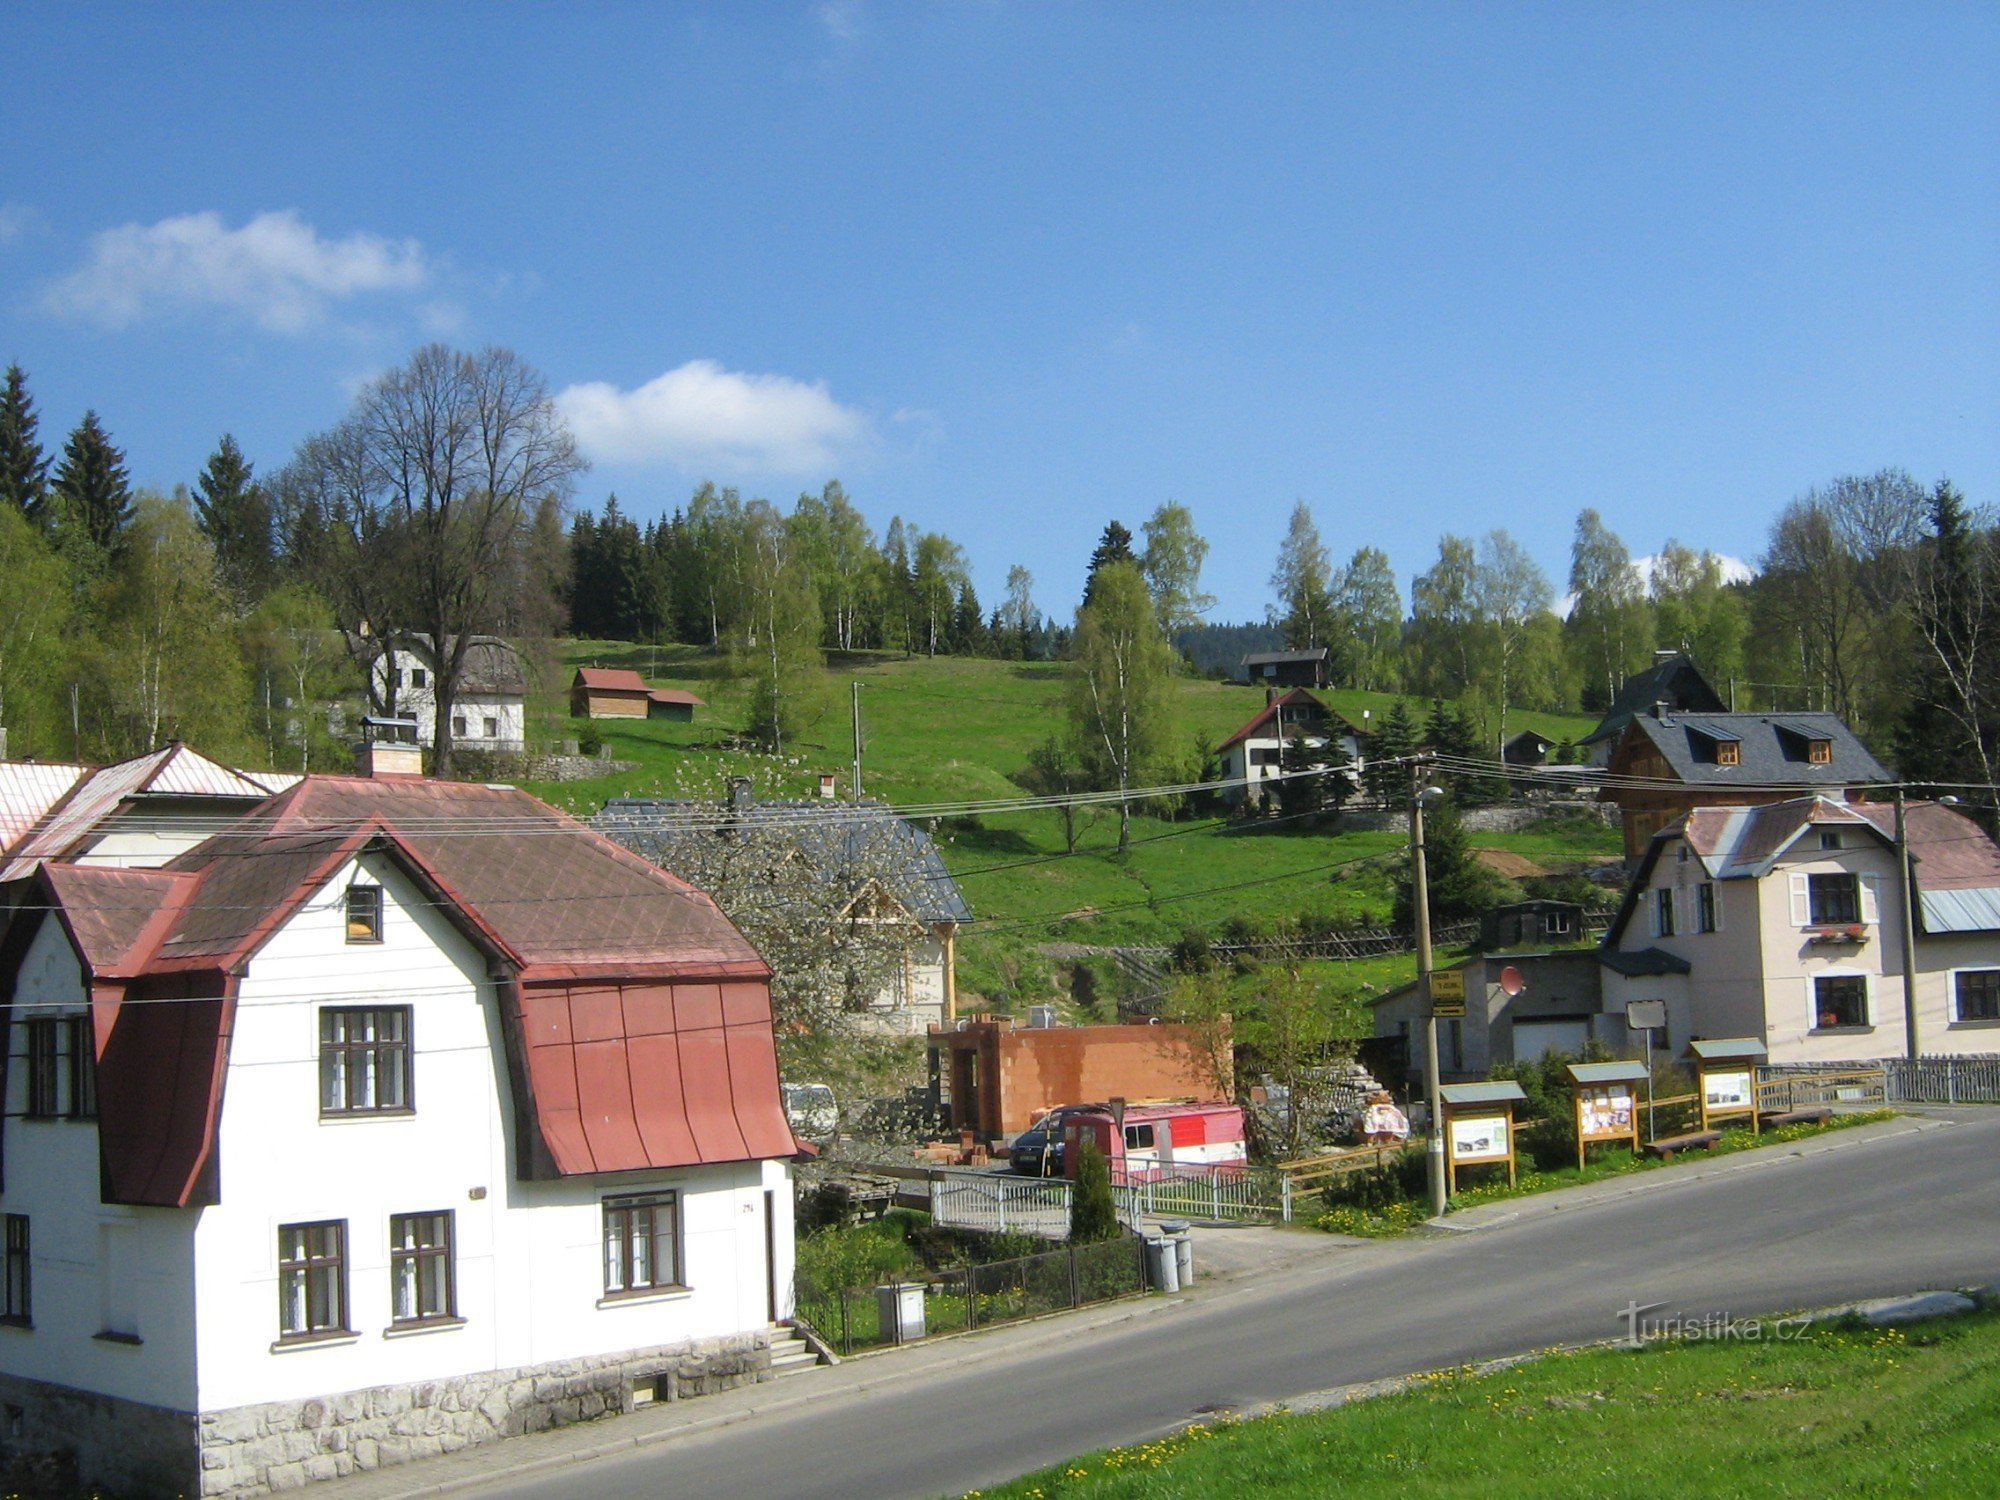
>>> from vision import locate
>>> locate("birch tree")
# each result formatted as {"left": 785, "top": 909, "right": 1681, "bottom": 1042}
{"left": 1066, "top": 560, "right": 1175, "bottom": 854}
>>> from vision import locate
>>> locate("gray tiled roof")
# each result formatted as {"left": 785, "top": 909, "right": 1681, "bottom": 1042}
{"left": 1581, "top": 655, "right": 1729, "bottom": 745}
{"left": 1619, "top": 711, "right": 1889, "bottom": 789}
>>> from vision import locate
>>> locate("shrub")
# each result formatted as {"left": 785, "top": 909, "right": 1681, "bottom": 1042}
{"left": 577, "top": 722, "right": 605, "bottom": 757}
{"left": 1070, "top": 1137, "right": 1122, "bottom": 1244}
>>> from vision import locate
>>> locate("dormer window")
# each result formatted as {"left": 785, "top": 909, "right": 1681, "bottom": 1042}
{"left": 346, "top": 885, "right": 384, "bottom": 943}
{"left": 1808, "top": 739, "right": 1832, "bottom": 765}
{"left": 1716, "top": 742, "right": 1740, "bottom": 766}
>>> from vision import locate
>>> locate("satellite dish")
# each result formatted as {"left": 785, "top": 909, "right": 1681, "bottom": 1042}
{"left": 1499, "top": 965, "right": 1526, "bottom": 997}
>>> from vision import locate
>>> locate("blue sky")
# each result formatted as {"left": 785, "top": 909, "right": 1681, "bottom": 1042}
{"left": 3, "top": 2, "right": 1995, "bottom": 622}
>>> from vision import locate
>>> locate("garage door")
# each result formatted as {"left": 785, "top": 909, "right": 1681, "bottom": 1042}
{"left": 1512, "top": 1016, "right": 1591, "bottom": 1064}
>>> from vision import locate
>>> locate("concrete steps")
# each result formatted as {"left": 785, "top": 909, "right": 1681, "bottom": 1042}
{"left": 769, "top": 1329, "right": 822, "bottom": 1377}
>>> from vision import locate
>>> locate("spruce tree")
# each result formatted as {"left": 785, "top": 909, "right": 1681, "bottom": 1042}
{"left": 192, "top": 433, "right": 274, "bottom": 602}
{"left": 1364, "top": 698, "right": 1419, "bottom": 801}
{"left": 50, "top": 411, "right": 133, "bottom": 555}
{"left": 1068, "top": 1136, "right": 1122, "bottom": 1244}
{"left": 0, "top": 364, "right": 50, "bottom": 522}
{"left": 1082, "top": 520, "right": 1137, "bottom": 607}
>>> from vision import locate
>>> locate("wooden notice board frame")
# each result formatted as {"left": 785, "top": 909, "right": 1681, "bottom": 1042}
{"left": 1567, "top": 1060, "right": 1648, "bottom": 1169}
{"left": 1691, "top": 1038, "right": 1768, "bottom": 1134}
{"left": 1438, "top": 1081, "right": 1527, "bottom": 1194}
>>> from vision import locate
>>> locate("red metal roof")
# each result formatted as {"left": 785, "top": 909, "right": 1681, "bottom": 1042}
{"left": 647, "top": 689, "right": 705, "bottom": 707}
{"left": 14, "top": 771, "right": 793, "bottom": 1207}
{"left": 575, "top": 667, "right": 650, "bottom": 692}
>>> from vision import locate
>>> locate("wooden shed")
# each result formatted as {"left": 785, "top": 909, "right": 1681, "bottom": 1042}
{"left": 569, "top": 668, "right": 705, "bottom": 722}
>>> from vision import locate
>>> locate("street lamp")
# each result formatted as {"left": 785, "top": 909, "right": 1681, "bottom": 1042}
{"left": 1409, "top": 774, "right": 1448, "bottom": 1218}
{"left": 1895, "top": 786, "right": 1960, "bottom": 1061}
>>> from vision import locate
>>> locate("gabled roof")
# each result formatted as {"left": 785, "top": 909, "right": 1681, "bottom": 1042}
{"left": 12, "top": 769, "right": 792, "bottom": 1207}
{"left": 1610, "top": 711, "right": 1889, "bottom": 790}
{"left": 0, "top": 761, "right": 89, "bottom": 850}
{"left": 1580, "top": 654, "right": 1729, "bottom": 745}
{"left": 596, "top": 796, "right": 972, "bottom": 926}
{"left": 1216, "top": 689, "right": 1342, "bottom": 753}
{"left": 1603, "top": 794, "right": 2000, "bottom": 943}
{"left": 575, "top": 667, "right": 647, "bottom": 692}
{"left": 0, "top": 744, "right": 290, "bottom": 883}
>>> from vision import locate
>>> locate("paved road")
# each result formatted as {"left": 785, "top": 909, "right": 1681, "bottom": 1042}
{"left": 459, "top": 1112, "right": 2000, "bottom": 1500}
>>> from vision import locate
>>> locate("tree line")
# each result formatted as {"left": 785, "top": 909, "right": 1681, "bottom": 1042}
{"left": 3, "top": 343, "right": 1989, "bottom": 799}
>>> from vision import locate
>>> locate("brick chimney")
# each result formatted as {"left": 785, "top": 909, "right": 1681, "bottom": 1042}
{"left": 356, "top": 717, "right": 424, "bottom": 778}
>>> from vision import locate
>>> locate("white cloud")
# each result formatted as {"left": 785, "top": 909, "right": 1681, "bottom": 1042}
{"left": 0, "top": 204, "right": 36, "bottom": 246}
{"left": 818, "top": 1, "right": 862, "bottom": 43}
{"left": 41, "top": 209, "right": 430, "bottom": 334}
{"left": 1556, "top": 553, "right": 1755, "bottom": 618}
{"left": 558, "top": 360, "right": 874, "bottom": 474}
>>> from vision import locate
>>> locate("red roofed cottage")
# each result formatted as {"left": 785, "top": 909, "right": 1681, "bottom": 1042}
{"left": 0, "top": 759, "right": 797, "bottom": 1495}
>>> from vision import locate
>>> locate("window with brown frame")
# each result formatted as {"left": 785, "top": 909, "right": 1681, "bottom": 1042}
{"left": 319, "top": 1007, "right": 411, "bottom": 1114}
{"left": 1955, "top": 970, "right": 2000, "bottom": 1023}
{"left": 278, "top": 1221, "right": 348, "bottom": 1339}
{"left": 603, "top": 1192, "right": 681, "bottom": 1297}
{"left": 390, "top": 1211, "right": 456, "bottom": 1325}
{"left": 345, "top": 884, "right": 384, "bottom": 943}
{"left": 23, "top": 1020, "right": 59, "bottom": 1119}
{"left": 1808, "top": 739, "right": 1832, "bottom": 765}
{"left": 1, "top": 1216, "right": 28, "bottom": 1327}
{"left": 1808, "top": 872, "right": 1860, "bottom": 926}
{"left": 1716, "top": 741, "right": 1740, "bottom": 766}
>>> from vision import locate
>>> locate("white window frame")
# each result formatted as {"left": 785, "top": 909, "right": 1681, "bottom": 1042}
{"left": 1948, "top": 966, "right": 2000, "bottom": 1025}
{"left": 1807, "top": 969, "right": 1872, "bottom": 1032}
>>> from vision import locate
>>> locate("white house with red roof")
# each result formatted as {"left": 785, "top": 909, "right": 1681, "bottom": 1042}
{"left": 1211, "top": 689, "right": 1367, "bottom": 810}
{"left": 1599, "top": 795, "right": 2000, "bottom": 1062}
{"left": 0, "top": 764, "right": 798, "bottom": 1495}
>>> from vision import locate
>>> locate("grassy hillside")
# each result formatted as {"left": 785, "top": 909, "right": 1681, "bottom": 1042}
{"left": 517, "top": 642, "right": 1611, "bottom": 1011}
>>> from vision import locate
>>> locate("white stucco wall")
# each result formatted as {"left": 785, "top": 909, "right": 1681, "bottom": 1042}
{"left": 0, "top": 918, "right": 201, "bottom": 1413}
{"left": 193, "top": 850, "right": 787, "bottom": 1410}
{"left": 1, "top": 850, "right": 792, "bottom": 1419}
{"left": 1612, "top": 830, "right": 2000, "bottom": 1061}
{"left": 370, "top": 656, "right": 525, "bottom": 753}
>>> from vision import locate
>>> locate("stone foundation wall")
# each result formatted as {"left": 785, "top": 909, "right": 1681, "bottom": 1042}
{"left": 0, "top": 1331, "right": 769, "bottom": 1499}
{"left": 200, "top": 1331, "right": 770, "bottom": 1496}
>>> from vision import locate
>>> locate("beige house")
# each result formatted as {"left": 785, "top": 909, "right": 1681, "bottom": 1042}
{"left": 1599, "top": 796, "right": 2000, "bottom": 1063}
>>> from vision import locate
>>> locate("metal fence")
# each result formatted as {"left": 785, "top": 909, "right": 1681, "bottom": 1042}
{"left": 928, "top": 1171, "right": 1077, "bottom": 1238}
{"left": 795, "top": 1236, "right": 1151, "bottom": 1357}
{"left": 1881, "top": 1055, "right": 2000, "bottom": 1104}
{"left": 1111, "top": 1163, "right": 1290, "bottom": 1223}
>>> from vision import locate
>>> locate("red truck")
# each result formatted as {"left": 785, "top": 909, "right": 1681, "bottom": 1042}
{"left": 1060, "top": 1099, "right": 1248, "bottom": 1184}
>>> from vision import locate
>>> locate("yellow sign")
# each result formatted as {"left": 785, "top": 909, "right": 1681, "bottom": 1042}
{"left": 1428, "top": 969, "right": 1467, "bottom": 1017}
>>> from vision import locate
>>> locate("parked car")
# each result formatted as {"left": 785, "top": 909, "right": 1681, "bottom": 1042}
{"left": 1010, "top": 1105, "right": 1092, "bottom": 1175}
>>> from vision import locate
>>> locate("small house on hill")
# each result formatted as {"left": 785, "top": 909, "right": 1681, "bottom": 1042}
{"left": 1503, "top": 729, "right": 1555, "bottom": 767}
{"left": 594, "top": 789, "right": 972, "bottom": 1035}
{"left": 360, "top": 633, "right": 529, "bottom": 753}
{"left": 570, "top": 667, "right": 705, "bottom": 722}
{"left": 1578, "top": 652, "right": 1729, "bottom": 765}
{"left": 1213, "top": 688, "right": 1367, "bottom": 810}
{"left": 1240, "top": 648, "right": 1331, "bottom": 689}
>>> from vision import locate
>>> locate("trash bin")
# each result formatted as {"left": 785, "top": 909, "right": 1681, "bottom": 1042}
{"left": 874, "top": 1282, "right": 927, "bottom": 1343}
{"left": 1144, "top": 1236, "right": 1180, "bottom": 1294}
{"left": 1157, "top": 1220, "right": 1194, "bottom": 1287}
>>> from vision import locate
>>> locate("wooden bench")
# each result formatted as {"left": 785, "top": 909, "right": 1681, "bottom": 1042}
{"left": 1644, "top": 1130, "right": 1722, "bottom": 1161}
{"left": 1760, "top": 1106, "right": 1834, "bottom": 1129}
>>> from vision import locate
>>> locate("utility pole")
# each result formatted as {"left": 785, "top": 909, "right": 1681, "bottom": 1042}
{"left": 850, "top": 682, "right": 864, "bottom": 800}
{"left": 1895, "top": 785, "right": 1922, "bottom": 1061}
{"left": 1409, "top": 761, "right": 1447, "bottom": 1218}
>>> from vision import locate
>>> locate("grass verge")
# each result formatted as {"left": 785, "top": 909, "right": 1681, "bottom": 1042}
{"left": 970, "top": 1306, "right": 2000, "bottom": 1498}
{"left": 1316, "top": 1111, "right": 1900, "bottom": 1237}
